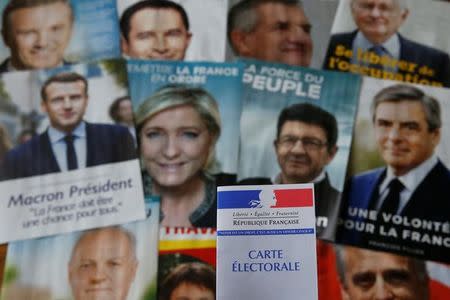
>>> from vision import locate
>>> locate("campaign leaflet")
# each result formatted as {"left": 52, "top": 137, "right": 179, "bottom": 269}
{"left": 118, "top": 0, "right": 228, "bottom": 62}
{"left": 336, "top": 77, "right": 450, "bottom": 263}
{"left": 0, "top": 59, "right": 146, "bottom": 243}
{"left": 317, "top": 242, "right": 450, "bottom": 300}
{"left": 0, "top": 0, "right": 121, "bottom": 73}
{"left": 226, "top": 0, "right": 339, "bottom": 69}
{"left": 127, "top": 60, "right": 243, "bottom": 228}
{"left": 323, "top": 0, "right": 450, "bottom": 88}
{"left": 238, "top": 58, "right": 361, "bottom": 241}
{"left": 217, "top": 184, "right": 317, "bottom": 300}
{"left": 158, "top": 227, "right": 216, "bottom": 299}
{"left": 1, "top": 196, "right": 160, "bottom": 300}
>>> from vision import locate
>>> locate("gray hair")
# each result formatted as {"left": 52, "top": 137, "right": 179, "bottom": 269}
{"left": 135, "top": 84, "right": 222, "bottom": 175}
{"left": 69, "top": 226, "right": 137, "bottom": 263}
{"left": 370, "top": 84, "right": 441, "bottom": 131}
{"left": 227, "top": 0, "right": 303, "bottom": 52}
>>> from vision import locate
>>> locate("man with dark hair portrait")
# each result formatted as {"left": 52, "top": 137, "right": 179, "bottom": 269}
{"left": 0, "top": 72, "right": 136, "bottom": 180}
{"left": 0, "top": 0, "right": 74, "bottom": 72}
{"left": 239, "top": 103, "right": 341, "bottom": 240}
{"left": 343, "top": 84, "right": 450, "bottom": 220}
{"left": 159, "top": 262, "right": 215, "bottom": 300}
{"left": 120, "top": 0, "right": 192, "bottom": 60}
{"left": 335, "top": 246, "right": 430, "bottom": 300}
{"left": 323, "top": 0, "right": 450, "bottom": 87}
{"left": 68, "top": 226, "right": 138, "bottom": 300}
{"left": 228, "top": 0, "right": 313, "bottom": 67}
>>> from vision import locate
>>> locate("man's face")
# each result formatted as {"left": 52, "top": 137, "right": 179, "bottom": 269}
{"left": 6, "top": 2, "right": 73, "bottom": 70}
{"left": 118, "top": 99, "right": 134, "bottom": 124}
{"left": 232, "top": 3, "right": 312, "bottom": 67}
{"left": 351, "top": 0, "right": 408, "bottom": 44}
{"left": 41, "top": 80, "right": 88, "bottom": 133}
{"left": 68, "top": 229, "right": 138, "bottom": 300}
{"left": 275, "top": 121, "right": 337, "bottom": 184}
{"left": 374, "top": 101, "right": 440, "bottom": 176}
{"left": 122, "top": 8, "right": 191, "bottom": 60}
{"left": 170, "top": 282, "right": 215, "bottom": 300}
{"left": 341, "top": 247, "right": 428, "bottom": 300}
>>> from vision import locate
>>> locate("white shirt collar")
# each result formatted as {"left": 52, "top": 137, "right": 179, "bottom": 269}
{"left": 48, "top": 121, "right": 86, "bottom": 143}
{"left": 380, "top": 154, "right": 439, "bottom": 195}
{"left": 353, "top": 31, "right": 401, "bottom": 60}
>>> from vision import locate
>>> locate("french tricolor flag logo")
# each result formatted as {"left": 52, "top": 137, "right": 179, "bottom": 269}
{"left": 218, "top": 187, "right": 313, "bottom": 209}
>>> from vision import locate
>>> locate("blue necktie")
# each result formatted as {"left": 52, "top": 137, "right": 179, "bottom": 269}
{"left": 64, "top": 134, "right": 78, "bottom": 170}
{"left": 368, "top": 45, "right": 385, "bottom": 71}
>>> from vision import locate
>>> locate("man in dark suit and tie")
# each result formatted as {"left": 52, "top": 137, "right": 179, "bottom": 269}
{"left": 323, "top": 0, "right": 450, "bottom": 87}
{"left": 339, "top": 84, "right": 450, "bottom": 261}
{"left": 0, "top": 72, "right": 136, "bottom": 180}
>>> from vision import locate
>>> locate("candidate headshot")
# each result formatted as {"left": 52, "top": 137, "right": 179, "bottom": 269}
{"left": 228, "top": 0, "right": 313, "bottom": 67}
{"left": 120, "top": 0, "right": 192, "bottom": 60}
{"left": 0, "top": 0, "right": 74, "bottom": 72}
{"left": 335, "top": 246, "right": 429, "bottom": 300}
{"left": 323, "top": 0, "right": 450, "bottom": 87}
{"left": 135, "top": 85, "right": 228, "bottom": 228}
{"left": 343, "top": 84, "right": 450, "bottom": 221}
{"left": 0, "top": 72, "right": 136, "bottom": 180}
{"left": 68, "top": 227, "right": 138, "bottom": 300}
{"left": 159, "top": 262, "right": 215, "bottom": 300}
{"left": 239, "top": 103, "right": 340, "bottom": 239}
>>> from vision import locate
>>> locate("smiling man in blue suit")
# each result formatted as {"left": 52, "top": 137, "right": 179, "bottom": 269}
{"left": 1, "top": 72, "right": 136, "bottom": 180}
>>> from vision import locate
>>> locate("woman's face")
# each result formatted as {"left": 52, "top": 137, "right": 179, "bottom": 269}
{"left": 140, "top": 105, "right": 213, "bottom": 188}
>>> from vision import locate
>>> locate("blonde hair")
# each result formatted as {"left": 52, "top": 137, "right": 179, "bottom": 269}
{"left": 135, "top": 85, "right": 222, "bottom": 175}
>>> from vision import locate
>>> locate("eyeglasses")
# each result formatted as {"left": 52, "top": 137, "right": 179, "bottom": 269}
{"left": 276, "top": 136, "right": 327, "bottom": 151}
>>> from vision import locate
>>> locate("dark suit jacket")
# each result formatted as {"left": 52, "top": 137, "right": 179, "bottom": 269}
{"left": 0, "top": 59, "right": 8, "bottom": 73}
{"left": 238, "top": 174, "right": 341, "bottom": 241}
{"left": 337, "top": 160, "right": 450, "bottom": 262}
{"left": 0, "top": 123, "right": 136, "bottom": 180}
{"left": 322, "top": 31, "right": 450, "bottom": 87}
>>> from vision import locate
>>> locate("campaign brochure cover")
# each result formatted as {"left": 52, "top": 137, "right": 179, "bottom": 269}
{"left": 0, "top": 0, "right": 121, "bottom": 73}
{"left": 158, "top": 227, "right": 216, "bottom": 300}
{"left": 238, "top": 58, "right": 361, "bottom": 240}
{"left": 127, "top": 60, "right": 243, "bottom": 228}
{"left": 323, "top": 0, "right": 450, "bottom": 88}
{"left": 118, "top": 0, "right": 228, "bottom": 62}
{"left": 217, "top": 184, "right": 318, "bottom": 300}
{"left": 337, "top": 77, "right": 450, "bottom": 263}
{"left": 226, "top": 0, "right": 339, "bottom": 69}
{"left": 1, "top": 196, "right": 160, "bottom": 300}
{"left": 0, "top": 59, "right": 146, "bottom": 243}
